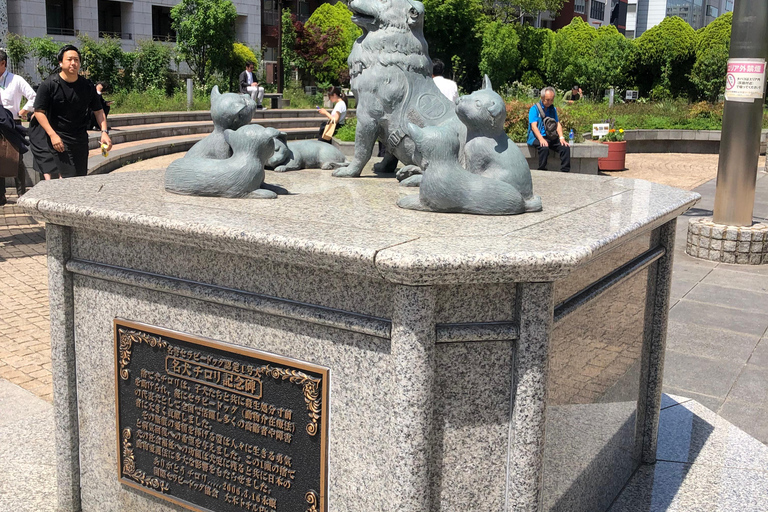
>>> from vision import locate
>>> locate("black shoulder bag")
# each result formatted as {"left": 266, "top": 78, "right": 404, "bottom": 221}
{"left": 535, "top": 102, "right": 560, "bottom": 141}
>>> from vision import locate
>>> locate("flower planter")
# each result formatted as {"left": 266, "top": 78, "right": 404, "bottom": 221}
{"left": 598, "top": 141, "right": 627, "bottom": 171}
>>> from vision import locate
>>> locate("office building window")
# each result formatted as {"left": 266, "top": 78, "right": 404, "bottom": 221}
{"left": 152, "top": 6, "right": 176, "bottom": 42}
{"left": 574, "top": 0, "right": 586, "bottom": 14}
{"left": 46, "top": 0, "right": 75, "bottom": 36}
{"left": 706, "top": 5, "right": 718, "bottom": 17}
{"left": 264, "top": 0, "right": 279, "bottom": 26}
{"left": 99, "top": 0, "right": 128, "bottom": 39}
{"left": 591, "top": 0, "right": 605, "bottom": 20}
{"left": 263, "top": 47, "right": 277, "bottom": 62}
{"left": 297, "top": 0, "right": 310, "bottom": 22}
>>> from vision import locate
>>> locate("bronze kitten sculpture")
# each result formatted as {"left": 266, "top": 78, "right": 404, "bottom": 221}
{"left": 165, "top": 124, "right": 280, "bottom": 199}
{"left": 185, "top": 86, "right": 257, "bottom": 160}
{"left": 397, "top": 122, "right": 536, "bottom": 215}
{"left": 458, "top": 76, "right": 541, "bottom": 212}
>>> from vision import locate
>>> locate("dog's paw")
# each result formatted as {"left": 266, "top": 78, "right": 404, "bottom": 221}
{"left": 273, "top": 165, "right": 289, "bottom": 173}
{"left": 247, "top": 188, "right": 278, "bottom": 199}
{"left": 396, "top": 165, "right": 422, "bottom": 182}
{"left": 332, "top": 166, "right": 363, "bottom": 178}
{"left": 399, "top": 175, "right": 422, "bottom": 187}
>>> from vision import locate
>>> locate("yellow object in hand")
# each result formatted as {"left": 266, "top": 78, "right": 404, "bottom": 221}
{"left": 101, "top": 143, "right": 109, "bottom": 158}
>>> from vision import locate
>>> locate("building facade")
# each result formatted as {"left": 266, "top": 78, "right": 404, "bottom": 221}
{"left": 551, "top": 0, "right": 629, "bottom": 33}
{"left": 0, "top": 0, "right": 284, "bottom": 83}
{"left": 632, "top": 0, "right": 733, "bottom": 37}
{"left": 550, "top": 0, "right": 732, "bottom": 38}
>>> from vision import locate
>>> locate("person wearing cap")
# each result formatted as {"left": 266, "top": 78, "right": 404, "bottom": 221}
{"left": 0, "top": 49, "right": 36, "bottom": 205}
{"left": 563, "top": 85, "right": 583, "bottom": 104}
{"left": 28, "top": 45, "right": 111, "bottom": 180}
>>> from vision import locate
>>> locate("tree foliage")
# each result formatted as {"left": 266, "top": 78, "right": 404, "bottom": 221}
{"left": 294, "top": 21, "right": 343, "bottom": 84}
{"left": 631, "top": 16, "right": 697, "bottom": 98}
{"left": 545, "top": 17, "right": 596, "bottom": 89}
{"left": 133, "top": 39, "right": 173, "bottom": 91}
{"left": 305, "top": 2, "right": 361, "bottom": 84}
{"left": 485, "top": 0, "right": 567, "bottom": 22}
{"left": 479, "top": 21, "right": 520, "bottom": 88}
{"left": 5, "top": 34, "right": 31, "bottom": 76}
{"left": 423, "top": 0, "right": 486, "bottom": 90}
{"left": 690, "top": 11, "right": 731, "bottom": 101}
{"left": 78, "top": 34, "right": 125, "bottom": 86}
{"left": 29, "top": 36, "right": 61, "bottom": 81}
{"left": 171, "top": 0, "right": 237, "bottom": 83}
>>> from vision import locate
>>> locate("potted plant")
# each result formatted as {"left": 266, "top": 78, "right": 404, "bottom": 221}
{"left": 598, "top": 127, "right": 626, "bottom": 171}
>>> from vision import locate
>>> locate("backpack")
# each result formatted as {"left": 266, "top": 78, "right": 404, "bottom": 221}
{"left": 535, "top": 102, "right": 560, "bottom": 141}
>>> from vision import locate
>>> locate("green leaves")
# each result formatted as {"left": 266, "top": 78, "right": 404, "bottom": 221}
{"left": 171, "top": 0, "right": 237, "bottom": 84}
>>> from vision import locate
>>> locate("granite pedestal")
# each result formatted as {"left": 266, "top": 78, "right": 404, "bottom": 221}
{"left": 19, "top": 168, "right": 698, "bottom": 512}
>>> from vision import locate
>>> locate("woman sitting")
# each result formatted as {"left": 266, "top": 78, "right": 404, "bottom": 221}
{"left": 317, "top": 86, "right": 346, "bottom": 143}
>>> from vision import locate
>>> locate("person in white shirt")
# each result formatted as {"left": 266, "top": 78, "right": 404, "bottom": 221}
{"left": 431, "top": 59, "right": 458, "bottom": 104}
{"left": 0, "top": 49, "right": 35, "bottom": 204}
{"left": 317, "top": 86, "right": 347, "bottom": 143}
{"left": 238, "top": 61, "right": 265, "bottom": 109}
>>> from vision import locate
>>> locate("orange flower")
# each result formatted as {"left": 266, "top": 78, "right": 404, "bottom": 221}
{"left": 609, "top": 129, "right": 616, "bottom": 133}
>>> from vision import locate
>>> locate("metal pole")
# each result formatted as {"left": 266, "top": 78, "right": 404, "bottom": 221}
{"left": 186, "top": 78, "right": 193, "bottom": 111}
{"left": 712, "top": 0, "right": 768, "bottom": 226}
{"left": 277, "top": 0, "right": 284, "bottom": 94}
{"left": 609, "top": 88, "right": 615, "bottom": 108}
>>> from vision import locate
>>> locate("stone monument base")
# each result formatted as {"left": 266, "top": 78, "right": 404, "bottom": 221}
{"left": 19, "top": 168, "right": 698, "bottom": 512}
{"left": 686, "top": 217, "right": 768, "bottom": 264}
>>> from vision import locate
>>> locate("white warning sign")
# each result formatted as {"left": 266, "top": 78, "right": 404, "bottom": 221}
{"left": 725, "top": 58, "right": 766, "bottom": 102}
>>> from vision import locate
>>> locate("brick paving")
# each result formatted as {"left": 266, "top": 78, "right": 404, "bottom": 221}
{"left": 0, "top": 191, "right": 51, "bottom": 402}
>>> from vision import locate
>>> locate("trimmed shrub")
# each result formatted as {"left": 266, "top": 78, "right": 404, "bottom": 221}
{"left": 479, "top": 21, "right": 521, "bottom": 88}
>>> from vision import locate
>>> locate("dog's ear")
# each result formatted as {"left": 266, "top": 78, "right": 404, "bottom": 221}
{"left": 211, "top": 85, "right": 221, "bottom": 104}
{"left": 483, "top": 75, "right": 493, "bottom": 91}
{"left": 406, "top": 0, "right": 424, "bottom": 25}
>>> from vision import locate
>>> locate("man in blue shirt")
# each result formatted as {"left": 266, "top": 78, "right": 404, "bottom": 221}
{"left": 528, "top": 86, "right": 570, "bottom": 172}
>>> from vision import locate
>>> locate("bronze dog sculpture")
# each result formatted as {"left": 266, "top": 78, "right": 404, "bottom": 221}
{"left": 333, "top": 0, "right": 463, "bottom": 178}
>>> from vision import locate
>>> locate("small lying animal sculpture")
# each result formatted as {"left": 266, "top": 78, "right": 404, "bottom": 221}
{"left": 185, "top": 85, "right": 256, "bottom": 160}
{"left": 266, "top": 135, "right": 347, "bottom": 172}
{"left": 397, "top": 123, "right": 539, "bottom": 215}
{"left": 165, "top": 124, "right": 280, "bottom": 199}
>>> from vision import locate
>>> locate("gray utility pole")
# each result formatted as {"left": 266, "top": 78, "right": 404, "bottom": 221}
{"left": 713, "top": 0, "right": 768, "bottom": 227}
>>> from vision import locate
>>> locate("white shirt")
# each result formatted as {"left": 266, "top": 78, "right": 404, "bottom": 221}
{"left": 246, "top": 70, "right": 254, "bottom": 85}
{"left": 433, "top": 76, "right": 459, "bottom": 103}
{"left": 332, "top": 100, "right": 347, "bottom": 124}
{"left": 0, "top": 71, "right": 36, "bottom": 120}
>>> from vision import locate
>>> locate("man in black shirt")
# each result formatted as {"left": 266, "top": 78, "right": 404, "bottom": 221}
{"left": 29, "top": 45, "right": 112, "bottom": 179}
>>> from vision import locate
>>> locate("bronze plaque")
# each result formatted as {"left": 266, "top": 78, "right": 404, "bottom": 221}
{"left": 114, "top": 319, "right": 329, "bottom": 512}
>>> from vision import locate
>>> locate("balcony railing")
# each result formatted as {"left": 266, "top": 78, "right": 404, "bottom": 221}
{"left": 47, "top": 27, "right": 77, "bottom": 36}
{"left": 152, "top": 34, "right": 177, "bottom": 42}
{"left": 99, "top": 30, "right": 132, "bottom": 40}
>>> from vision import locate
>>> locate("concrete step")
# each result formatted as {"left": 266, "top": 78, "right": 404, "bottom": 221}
{"left": 86, "top": 126, "right": 319, "bottom": 176}
{"left": 107, "top": 109, "right": 340, "bottom": 128}
{"left": 88, "top": 117, "right": 327, "bottom": 150}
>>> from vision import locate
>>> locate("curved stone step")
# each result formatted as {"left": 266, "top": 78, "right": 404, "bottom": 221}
{"left": 88, "top": 117, "right": 330, "bottom": 150}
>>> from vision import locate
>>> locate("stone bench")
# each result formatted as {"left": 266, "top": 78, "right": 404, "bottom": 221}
{"left": 624, "top": 129, "right": 768, "bottom": 154}
{"left": 517, "top": 142, "right": 608, "bottom": 174}
{"left": 331, "top": 140, "right": 608, "bottom": 175}
{"left": 264, "top": 93, "right": 289, "bottom": 109}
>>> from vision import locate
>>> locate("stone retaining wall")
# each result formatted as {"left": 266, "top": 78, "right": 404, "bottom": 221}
{"left": 624, "top": 129, "right": 768, "bottom": 155}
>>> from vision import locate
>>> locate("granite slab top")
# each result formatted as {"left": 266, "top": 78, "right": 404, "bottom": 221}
{"left": 18, "top": 168, "right": 699, "bottom": 284}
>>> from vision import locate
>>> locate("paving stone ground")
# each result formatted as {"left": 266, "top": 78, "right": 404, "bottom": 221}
{"left": 0, "top": 198, "right": 51, "bottom": 402}
{"left": 2, "top": 151, "right": 767, "bottom": 449}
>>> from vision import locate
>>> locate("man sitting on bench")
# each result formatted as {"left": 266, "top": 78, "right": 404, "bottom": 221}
{"left": 239, "top": 61, "right": 264, "bottom": 109}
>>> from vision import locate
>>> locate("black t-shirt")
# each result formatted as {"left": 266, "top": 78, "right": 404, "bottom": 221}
{"left": 33, "top": 74, "right": 102, "bottom": 145}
